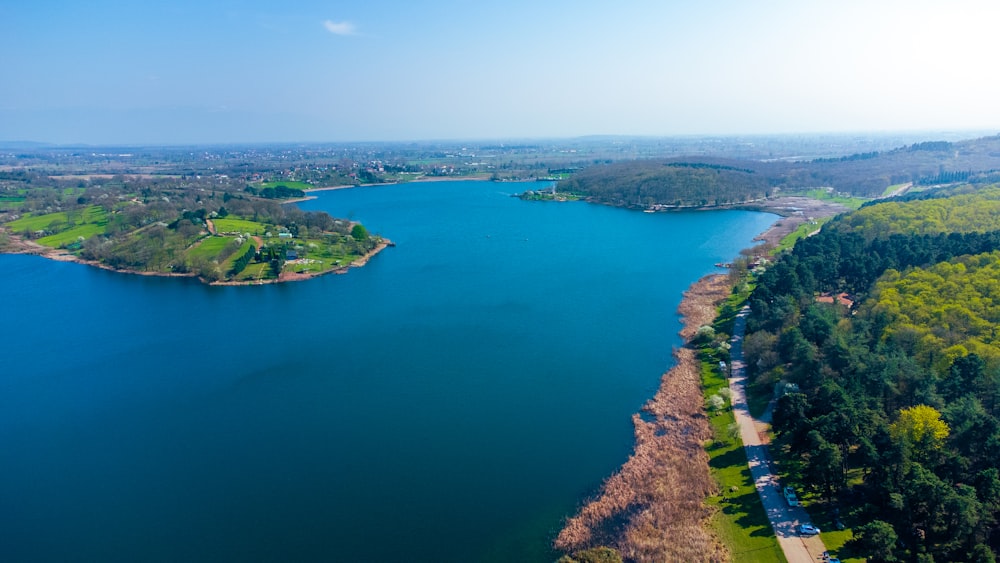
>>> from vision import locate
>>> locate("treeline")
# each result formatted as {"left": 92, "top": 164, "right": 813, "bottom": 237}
{"left": 744, "top": 185, "right": 1000, "bottom": 561}
{"left": 244, "top": 184, "right": 306, "bottom": 199}
{"left": 835, "top": 187, "right": 1000, "bottom": 241}
{"left": 556, "top": 135, "right": 1000, "bottom": 205}
{"left": 557, "top": 158, "right": 774, "bottom": 208}
{"left": 229, "top": 243, "right": 256, "bottom": 276}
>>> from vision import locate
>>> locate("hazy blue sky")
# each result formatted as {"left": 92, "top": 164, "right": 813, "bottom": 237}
{"left": 2, "top": 0, "right": 999, "bottom": 144}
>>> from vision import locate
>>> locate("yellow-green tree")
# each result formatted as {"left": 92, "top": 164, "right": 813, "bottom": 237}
{"left": 889, "top": 405, "right": 950, "bottom": 457}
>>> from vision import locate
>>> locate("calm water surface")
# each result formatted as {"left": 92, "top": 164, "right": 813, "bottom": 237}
{"left": 0, "top": 181, "right": 775, "bottom": 561}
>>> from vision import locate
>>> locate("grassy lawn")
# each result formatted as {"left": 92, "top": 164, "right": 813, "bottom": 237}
{"left": 257, "top": 180, "right": 314, "bottom": 191}
{"left": 213, "top": 217, "right": 268, "bottom": 235}
{"left": 8, "top": 210, "right": 71, "bottom": 232}
{"left": 7, "top": 205, "right": 107, "bottom": 232}
{"left": 790, "top": 188, "right": 868, "bottom": 210}
{"left": 699, "top": 284, "right": 787, "bottom": 563}
{"left": 0, "top": 196, "right": 25, "bottom": 209}
{"left": 773, "top": 217, "right": 831, "bottom": 254}
{"left": 37, "top": 223, "right": 106, "bottom": 247}
{"left": 8, "top": 205, "right": 108, "bottom": 247}
{"left": 186, "top": 236, "right": 238, "bottom": 261}
{"left": 702, "top": 352, "right": 786, "bottom": 563}
{"left": 219, "top": 239, "right": 255, "bottom": 272}
{"left": 234, "top": 262, "right": 270, "bottom": 281}
{"left": 282, "top": 235, "right": 358, "bottom": 274}
{"left": 883, "top": 183, "right": 907, "bottom": 196}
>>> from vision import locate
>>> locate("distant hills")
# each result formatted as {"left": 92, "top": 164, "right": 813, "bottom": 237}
{"left": 557, "top": 135, "right": 1000, "bottom": 207}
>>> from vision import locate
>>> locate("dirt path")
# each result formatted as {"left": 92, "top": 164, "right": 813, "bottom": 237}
{"left": 729, "top": 306, "right": 827, "bottom": 562}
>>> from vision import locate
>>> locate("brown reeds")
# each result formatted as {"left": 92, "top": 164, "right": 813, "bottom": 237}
{"left": 555, "top": 274, "right": 733, "bottom": 563}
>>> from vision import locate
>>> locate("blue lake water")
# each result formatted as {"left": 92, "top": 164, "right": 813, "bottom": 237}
{"left": 0, "top": 181, "right": 776, "bottom": 562}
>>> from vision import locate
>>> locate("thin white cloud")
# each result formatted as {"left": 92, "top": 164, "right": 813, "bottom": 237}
{"left": 323, "top": 20, "right": 357, "bottom": 36}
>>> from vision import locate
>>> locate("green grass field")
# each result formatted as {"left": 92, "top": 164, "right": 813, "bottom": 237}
{"left": 219, "top": 239, "right": 255, "bottom": 272}
{"left": 0, "top": 196, "right": 25, "bottom": 209}
{"left": 773, "top": 217, "right": 832, "bottom": 254}
{"left": 882, "top": 183, "right": 907, "bottom": 197}
{"left": 789, "top": 189, "right": 868, "bottom": 211}
{"left": 281, "top": 235, "right": 357, "bottom": 274}
{"left": 234, "top": 262, "right": 270, "bottom": 281}
{"left": 7, "top": 205, "right": 107, "bottom": 232}
{"left": 257, "top": 180, "right": 314, "bottom": 191}
{"left": 212, "top": 217, "right": 268, "bottom": 235}
{"left": 186, "top": 236, "right": 238, "bottom": 261}
{"left": 8, "top": 206, "right": 109, "bottom": 247}
{"left": 699, "top": 286, "right": 786, "bottom": 563}
{"left": 703, "top": 354, "right": 786, "bottom": 563}
{"left": 37, "top": 223, "right": 106, "bottom": 247}
{"left": 8, "top": 210, "right": 71, "bottom": 232}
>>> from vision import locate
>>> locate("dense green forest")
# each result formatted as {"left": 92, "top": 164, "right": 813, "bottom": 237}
{"left": 555, "top": 158, "right": 774, "bottom": 208}
{"left": 745, "top": 185, "right": 1000, "bottom": 562}
{"left": 557, "top": 136, "right": 1000, "bottom": 207}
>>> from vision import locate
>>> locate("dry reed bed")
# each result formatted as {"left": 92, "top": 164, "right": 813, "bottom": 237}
{"left": 555, "top": 274, "right": 733, "bottom": 562}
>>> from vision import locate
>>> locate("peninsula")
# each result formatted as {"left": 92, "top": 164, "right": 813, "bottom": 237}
{"left": 0, "top": 175, "right": 388, "bottom": 285}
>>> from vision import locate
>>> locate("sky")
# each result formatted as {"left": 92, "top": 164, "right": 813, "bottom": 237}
{"left": 2, "top": 0, "right": 1000, "bottom": 145}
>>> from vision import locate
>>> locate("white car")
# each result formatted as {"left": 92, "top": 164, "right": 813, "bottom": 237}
{"left": 798, "top": 523, "right": 821, "bottom": 535}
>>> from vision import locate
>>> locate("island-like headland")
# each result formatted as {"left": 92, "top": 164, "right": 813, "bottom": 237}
{"left": 0, "top": 176, "right": 393, "bottom": 286}
{"left": 2, "top": 229, "right": 393, "bottom": 286}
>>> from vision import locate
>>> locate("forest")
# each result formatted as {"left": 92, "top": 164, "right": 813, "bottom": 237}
{"left": 744, "top": 185, "right": 1000, "bottom": 562}
{"left": 556, "top": 135, "right": 1000, "bottom": 208}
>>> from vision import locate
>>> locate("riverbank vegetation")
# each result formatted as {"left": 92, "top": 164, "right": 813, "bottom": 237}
{"left": 743, "top": 184, "right": 1000, "bottom": 561}
{"left": 554, "top": 276, "right": 733, "bottom": 562}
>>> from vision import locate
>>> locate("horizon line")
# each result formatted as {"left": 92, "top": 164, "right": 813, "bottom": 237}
{"left": 2, "top": 129, "right": 998, "bottom": 150}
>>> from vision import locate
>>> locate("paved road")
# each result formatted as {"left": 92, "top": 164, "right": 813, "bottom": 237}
{"left": 729, "top": 305, "right": 827, "bottom": 562}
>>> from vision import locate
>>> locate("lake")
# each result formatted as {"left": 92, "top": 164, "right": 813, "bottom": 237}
{"left": 0, "top": 181, "right": 776, "bottom": 562}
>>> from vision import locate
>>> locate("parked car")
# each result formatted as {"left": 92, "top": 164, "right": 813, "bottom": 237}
{"left": 783, "top": 486, "right": 799, "bottom": 507}
{"left": 798, "top": 523, "right": 821, "bottom": 535}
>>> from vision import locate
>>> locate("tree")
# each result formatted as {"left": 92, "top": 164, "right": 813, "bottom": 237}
{"left": 890, "top": 405, "right": 950, "bottom": 459}
{"left": 805, "top": 430, "right": 845, "bottom": 498}
{"left": 351, "top": 223, "right": 368, "bottom": 241}
{"left": 708, "top": 394, "right": 726, "bottom": 413}
{"left": 849, "top": 519, "right": 898, "bottom": 562}
{"left": 969, "top": 543, "right": 998, "bottom": 563}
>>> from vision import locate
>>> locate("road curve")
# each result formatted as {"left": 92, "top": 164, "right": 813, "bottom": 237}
{"left": 729, "top": 305, "right": 827, "bottom": 562}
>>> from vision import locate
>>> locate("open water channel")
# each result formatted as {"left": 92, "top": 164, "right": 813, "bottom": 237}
{"left": 0, "top": 180, "right": 776, "bottom": 561}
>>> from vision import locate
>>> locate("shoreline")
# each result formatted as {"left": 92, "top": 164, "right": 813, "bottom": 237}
{"left": 282, "top": 176, "right": 493, "bottom": 204}
{"left": 0, "top": 230, "right": 392, "bottom": 286}
{"left": 554, "top": 198, "right": 848, "bottom": 559}
{"left": 554, "top": 273, "right": 733, "bottom": 561}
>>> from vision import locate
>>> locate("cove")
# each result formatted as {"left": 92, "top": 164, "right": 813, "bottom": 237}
{"left": 0, "top": 180, "right": 776, "bottom": 562}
